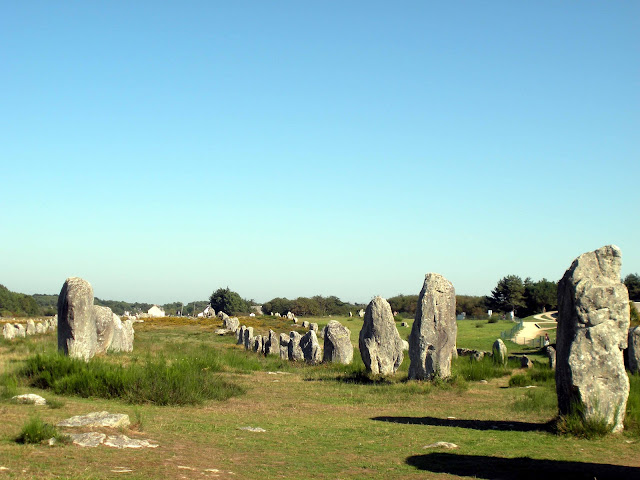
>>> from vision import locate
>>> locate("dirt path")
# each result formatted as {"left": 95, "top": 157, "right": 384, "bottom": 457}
{"left": 512, "top": 312, "right": 557, "bottom": 345}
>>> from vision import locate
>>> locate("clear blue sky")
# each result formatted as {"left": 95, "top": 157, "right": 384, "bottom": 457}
{"left": 1, "top": 1, "right": 638, "bottom": 305}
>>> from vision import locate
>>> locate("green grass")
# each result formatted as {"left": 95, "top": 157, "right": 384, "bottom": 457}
{"left": 512, "top": 387, "right": 558, "bottom": 414}
{"left": 19, "top": 346, "right": 246, "bottom": 405}
{"left": 452, "top": 355, "right": 518, "bottom": 381}
{"left": 625, "top": 373, "right": 640, "bottom": 436}
{"left": 15, "top": 416, "right": 68, "bottom": 444}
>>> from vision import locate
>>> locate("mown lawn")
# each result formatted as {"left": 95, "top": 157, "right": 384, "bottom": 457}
{"left": 0, "top": 317, "right": 637, "bottom": 480}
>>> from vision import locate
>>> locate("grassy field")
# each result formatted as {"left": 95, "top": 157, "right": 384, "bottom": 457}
{"left": 0, "top": 316, "right": 637, "bottom": 480}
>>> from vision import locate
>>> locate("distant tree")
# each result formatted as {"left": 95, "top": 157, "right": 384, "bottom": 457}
{"left": 209, "top": 288, "right": 248, "bottom": 315}
{"left": 624, "top": 273, "right": 640, "bottom": 301}
{"left": 456, "top": 295, "right": 487, "bottom": 317}
{"left": 488, "top": 275, "right": 525, "bottom": 314}
{"left": 387, "top": 294, "right": 419, "bottom": 316}
{"left": 523, "top": 278, "right": 558, "bottom": 316}
{"left": 630, "top": 301, "right": 640, "bottom": 328}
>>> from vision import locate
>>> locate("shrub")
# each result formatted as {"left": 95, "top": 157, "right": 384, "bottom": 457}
{"left": 20, "top": 349, "right": 245, "bottom": 406}
{"left": 453, "top": 356, "right": 516, "bottom": 381}
{"left": 555, "top": 402, "right": 613, "bottom": 439}
{"left": 625, "top": 373, "right": 640, "bottom": 436}
{"left": 488, "top": 317, "right": 499, "bottom": 324}
{"left": 0, "top": 374, "right": 18, "bottom": 399}
{"left": 509, "top": 374, "right": 528, "bottom": 387}
{"left": 15, "top": 416, "right": 67, "bottom": 444}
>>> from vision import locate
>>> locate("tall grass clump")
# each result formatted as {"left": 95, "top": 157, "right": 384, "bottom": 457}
{"left": 555, "top": 401, "right": 613, "bottom": 439}
{"left": 512, "top": 387, "right": 557, "bottom": 414}
{"left": 0, "top": 373, "right": 19, "bottom": 400}
{"left": 20, "top": 349, "right": 245, "bottom": 406}
{"left": 453, "top": 355, "right": 517, "bottom": 381}
{"left": 15, "top": 416, "right": 68, "bottom": 444}
{"left": 625, "top": 373, "right": 640, "bottom": 436}
{"left": 508, "top": 363, "right": 555, "bottom": 387}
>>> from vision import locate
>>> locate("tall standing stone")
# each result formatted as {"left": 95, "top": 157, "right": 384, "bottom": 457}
{"left": 359, "top": 297, "right": 404, "bottom": 375}
{"left": 237, "top": 325, "right": 247, "bottom": 345}
{"left": 109, "top": 315, "right": 134, "bottom": 353}
{"left": 57, "top": 277, "right": 97, "bottom": 361}
{"left": 408, "top": 274, "right": 457, "bottom": 380}
{"left": 243, "top": 327, "right": 254, "bottom": 350}
{"left": 300, "top": 330, "right": 322, "bottom": 364}
{"left": 556, "top": 245, "right": 630, "bottom": 433}
{"left": 492, "top": 338, "right": 508, "bottom": 366}
{"left": 628, "top": 326, "right": 640, "bottom": 374}
{"left": 323, "top": 320, "right": 353, "bottom": 364}
{"left": 288, "top": 331, "right": 303, "bottom": 361}
{"left": 3, "top": 323, "right": 16, "bottom": 340}
{"left": 92, "top": 306, "right": 115, "bottom": 354}
{"left": 279, "top": 333, "right": 290, "bottom": 360}
{"left": 264, "top": 330, "right": 279, "bottom": 356}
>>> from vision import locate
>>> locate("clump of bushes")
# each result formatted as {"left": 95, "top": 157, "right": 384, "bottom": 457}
{"left": 15, "top": 416, "right": 68, "bottom": 444}
{"left": 20, "top": 349, "right": 245, "bottom": 406}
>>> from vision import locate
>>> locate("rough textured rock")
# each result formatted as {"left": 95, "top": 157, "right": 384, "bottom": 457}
{"left": 520, "top": 356, "right": 533, "bottom": 369}
{"left": 35, "top": 322, "right": 45, "bottom": 334}
{"left": 224, "top": 316, "right": 240, "bottom": 332}
{"left": 92, "top": 306, "right": 115, "bottom": 354}
{"left": 57, "top": 277, "right": 97, "bottom": 361}
{"left": 3, "top": 323, "right": 16, "bottom": 340}
{"left": 492, "top": 339, "right": 507, "bottom": 365}
{"left": 12, "top": 394, "right": 46, "bottom": 405}
{"left": 103, "top": 434, "right": 158, "bottom": 449}
{"left": 628, "top": 327, "right": 640, "bottom": 374}
{"left": 301, "top": 321, "right": 310, "bottom": 328}
{"left": 69, "top": 432, "right": 106, "bottom": 447}
{"left": 14, "top": 324, "right": 26, "bottom": 338}
{"left": 279, "top": 333, "right": 290, "bottom": 360}
{"left": 547, "top": 346, "right": 557, "bottom": 370}
{"left": 264, "top": 330, "right": 279, "bottom": 356}
{"left": 471, "top": 351, "right": 484, "bottom": 362}
{"left": 108, "top": 316, "right": 134, "bottom": 353}
{"left": 26, "top": 319, "right": 36, "bottom": 335}
{"left": 237, "top": 325, "right": 247, "bottom": 345}
{"left": 402, "top": 339, "right": 409, "bottom": 351}
{"left": 253, "top": 335, "right": 263, "bottom": 353}
{"left": 287, "top": 331, "right": 303, "bottom": 361}
{"left": 310, "top": 323, "right": 318, "bottom": 332}
{"left": 243, "top": 327, "right": 254, "bottom": 350}
{"left": 300, "top": 330, "right": 322, "bottom": 364}
{"left": 359, "top": 297, "right": 404, "bottom": 375}
{"left": 57, "top": 411, "right": 130, "bottom": 428}
{"left": 322, "top": 321, "right": 353, "bottom": 364}
{"left": 556, "top": 245, "right": 630, "bottom": 433}
{"left": 408, "top": 274, "right": 457, "bottom": 380}
{"left": 217, "top": 311, "right": 229, "bottom": 321}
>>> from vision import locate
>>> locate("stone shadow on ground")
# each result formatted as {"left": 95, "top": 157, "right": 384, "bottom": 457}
{"left": 406, "top": 452, "right": 639, "bottom": 480}
{"left": 372, "top": 415, "right": 552, "bottom": 432}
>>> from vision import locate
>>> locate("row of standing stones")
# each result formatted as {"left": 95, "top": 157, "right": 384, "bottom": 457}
{"left": 4, "top": 245, "right": 637, "bottom": 433}
{"left": 231, "top": 245, "right": 638, "bottom": 434}
{"left": 3, "top": 317, "right": 57, "bottom": 339}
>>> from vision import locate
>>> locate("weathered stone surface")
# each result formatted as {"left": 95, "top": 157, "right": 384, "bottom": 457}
{"left": 471, "top": 351, "right": 484, "bottom": 362}
{"left": 92, "top": 306, "right": 115, "bottom": 354}
{"left": 238, "top": 426, "right": 266, "bottom": 432}
{"left": 68, "top": 432, "right": 106, "bottom": 447}
{"left": 103, "top": 434, "right": 159, "bottom": 449}
{"left": 253, "top": 335, "right": 263, "bottom": 353}
{"left": 547, "top": 346, "right": 556, "bottom": 370}
{"left": 217, "top": 311, "right": 229, "bottom": 321}
{"left": 520, "top": 356, "right": 533, "bottom": 369}
{"left": 14, "top": 324, "right": 26, "bottom": 338}
{"left": 301, "top": 321, "right": 310, "bottom": 329}
{"left": 287, "top": 331, "right": 303, "bottom": 361}
{"left": 628, "top": 327, "right": 640, "bottom": 374}
{"left": 401, "top": 322, "right": 409, "bottom": 327}
{"left": 35, "top": 322, "right": 45, "bottom": 334}
{"left": 322, "top": 320, "right": 353, "bottom": 364}
{"left": 492, "top": 339, "right": 507, "bottom": 365}
{"left": 109, "top": 316, "right": 134, "bottom": 353}
{"left": 58, "top": 277, "right": 97, "bottom": 361}
{"left": 243, "top": 327, "right": 254, "bottom": 350}
{"left": 12, "top": 394, "right": 46, "bottom": 405}
{"left": 237, "top": 325, "right": 246, "bottom": 345}
{"left": 408, "top": 274, "right": 457, "bottom": 380}
{"left": 214, "top": 328, "right": 227, "bottom": 335}
{"left": 2, "top": 323, "right": 16, "bottom": 340}
{"left": 57, "top": 411, "right": 130, "bottom": 428}
{"left": 359, "top": 297, "right": 404, "bottom": 375}
{"left": 26, "top": 319, "right": 36, "bottom": 335}
{"left": 264, "top": 330, "right": 279, "bottom": 356}
{"left": 423, "top": 441, "right": 458, "bottom": 449}
{"left": 224, "top": 316, "right": 240, "bottom": 332}
{"left": 279, "top": 333, "right": 290, "bottom": 360}
{"left": 556, "top": 245, "right": 630, "bottom": 432}
{"left": 310, "top": 323, "right": 318, "bottom": 332}
{"left": 300, "top": 330, "right": 322, "bottom": 364}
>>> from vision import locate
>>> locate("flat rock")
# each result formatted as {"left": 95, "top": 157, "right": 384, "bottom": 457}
{"left": 104, "top": 434, "right": 159, "bottom": 449}
{"left": 69, "top": 432, "right": 106, "bottom": 447}
{"left": 12, "top": 394, "right": 46, "bottom": 405}
{"left": 57, "top": 411, "right": 130, "bottom": 428}
{"left": 423, "top": 441, "right": 458, "bottom": 449}
{"left": 238, "top": 426, "right": 266, "bottom": 432}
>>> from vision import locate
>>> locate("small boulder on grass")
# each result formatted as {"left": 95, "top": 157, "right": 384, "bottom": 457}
{"left": 492, "top": 339, "right": 508, "bottom": 365}
{"left": 12, "top": 394, "right": 46, "bottom": 406}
